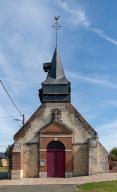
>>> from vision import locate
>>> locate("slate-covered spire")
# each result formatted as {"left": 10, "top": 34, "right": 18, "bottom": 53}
{"left": 39, "top": 48, "right": 71, "bottom": 103}
{"left": 49, "top": 47, "right": 65, "bottom": 79}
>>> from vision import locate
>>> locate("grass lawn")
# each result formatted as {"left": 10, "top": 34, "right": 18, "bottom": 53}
{"left": 75, "top": 180, "right": 117, "bottom": 192}
{"left": 0, "top": 166, "right": 8, "bottom": 173}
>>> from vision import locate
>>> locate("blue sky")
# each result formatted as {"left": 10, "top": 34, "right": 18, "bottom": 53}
{"left": 0, "top": 0, "right": 117, "bottom": 152}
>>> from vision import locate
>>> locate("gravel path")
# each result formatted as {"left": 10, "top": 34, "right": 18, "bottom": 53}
{"left": 0, "top": 173, "right": 117, "bottom": 185}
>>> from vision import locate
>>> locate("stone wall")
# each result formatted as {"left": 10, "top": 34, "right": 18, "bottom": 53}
{"left": 88, "top": 139, "right": 109, "bottom": 175}
{"left": 12, "top": 152, "right": 21, "bottom": 170}
{"left": 10, "top": 102, "right": 109, "bottom": 179}
{"left": 97, "top": 142, "right": 109, "bottom": 173}
{"left": 14, "top": 103, "right": 93, "bottom": 145}
{"left": 88, "top": 138, "right": 98, "bottom": 175}
{"left": 23, "top": 144, "right": 38, "bottom": 178}
{"left": 73, "top": 144, "right": 88, "bottom": 176}
{"left": 109, "top": 161, "right": 117, "bottom": 172}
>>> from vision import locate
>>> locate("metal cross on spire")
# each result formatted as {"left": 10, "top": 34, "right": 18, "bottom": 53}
{"left": 52, "top": 16, "right": 61, "bottom": 47}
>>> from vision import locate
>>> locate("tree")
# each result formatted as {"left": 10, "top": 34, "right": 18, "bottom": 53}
{"left": 109, "top": 147, "right": 117, "bottom": 161}
{"left": 5, "top": 145, "right": 12, "bottom": 159}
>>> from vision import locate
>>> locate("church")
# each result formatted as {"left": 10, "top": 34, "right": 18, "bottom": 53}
{"left": 9, "top": 25, "right": 109, "bottom": 179}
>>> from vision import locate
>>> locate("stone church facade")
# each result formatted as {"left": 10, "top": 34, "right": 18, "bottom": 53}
{"left": 9, "top": 48, "right": 109, "bottom": 179}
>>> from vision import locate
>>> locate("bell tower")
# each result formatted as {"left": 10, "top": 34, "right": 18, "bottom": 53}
{"left": 39, "top": 47, "right": 71, "bottom": 103}
{"left": 39, "top": 17, "right": 71, "bottom": 103}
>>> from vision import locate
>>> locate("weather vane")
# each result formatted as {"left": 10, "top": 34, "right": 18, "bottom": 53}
{"left": 52, "top": 16, "right": 61, "bottom": 47}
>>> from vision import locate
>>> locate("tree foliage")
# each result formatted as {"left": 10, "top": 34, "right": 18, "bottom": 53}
{"left": 109, "top": 147, "right": 117, "bottom": 161}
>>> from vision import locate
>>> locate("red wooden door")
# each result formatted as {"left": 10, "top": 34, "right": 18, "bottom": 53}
{"left": 47, "top": 149, "right": 65, "bottom": 177}
{"left": 56, "top": 149, "right": 65, "bottom": 177}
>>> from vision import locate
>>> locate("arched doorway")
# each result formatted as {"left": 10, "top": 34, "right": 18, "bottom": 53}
{"left": 47, "top": 141, "right": 65, "bottom": 177}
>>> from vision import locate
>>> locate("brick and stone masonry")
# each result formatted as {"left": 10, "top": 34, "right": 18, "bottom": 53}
{"left": 9, "top": 102, "right": 109, "bottom": 179}
{"left": 9, "top": 48, "right": 109, "bottom": 179}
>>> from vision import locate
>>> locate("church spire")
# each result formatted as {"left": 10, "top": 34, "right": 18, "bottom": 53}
{"left": 48, "top": 47, "right": 65, "bottom": 79}
{"left": 39, "top": 17, "right": 71, "bottom": 103}
{"left": 45, "top": 17, "right": 65, "bottom": 80}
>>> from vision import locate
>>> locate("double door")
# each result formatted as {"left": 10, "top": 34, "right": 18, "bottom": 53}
{"left": 47, "top": 149, "right": 65, "bottom": 177}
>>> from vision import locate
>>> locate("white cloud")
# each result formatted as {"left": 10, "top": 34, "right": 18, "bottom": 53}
{"left": 0, "top": 0, "right": 54, "bottom": 101}
{"left": 99, "top": 120, "right": 117, "bottom": 131}
{"left": 59, "top": 0, "right": 89, "bottom": 27}
{"left": 88, "top": 27, "right": 117, "bottom": 46}
{"left": 58, "top": 0, "right": 117, "bottom": 46}
{"left": 104, "top": 100, "right": 117, "bottom": 107}
{"left": 66, "top": 71, "right": 117, "bottom": 89}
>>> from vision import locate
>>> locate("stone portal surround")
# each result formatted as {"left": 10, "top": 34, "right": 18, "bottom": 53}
{"left": 39, "top": 132, "right": 73, "bottom": 177}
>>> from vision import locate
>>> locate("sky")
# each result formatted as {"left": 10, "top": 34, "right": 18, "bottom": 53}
{"left": 0, "top": 0, "right": 117, "bottom": 152}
